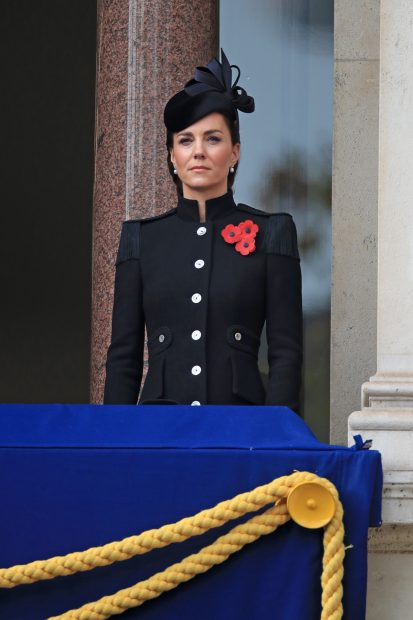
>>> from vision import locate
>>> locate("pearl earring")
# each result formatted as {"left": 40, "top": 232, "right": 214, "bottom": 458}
{"left": 230, "top": 166, "right": 235, "bottom": 174}
{"left": 173, "top": 168, "right": 177, "bottom": 175}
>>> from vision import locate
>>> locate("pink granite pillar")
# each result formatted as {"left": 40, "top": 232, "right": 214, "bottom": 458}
{"left": 91, "top": 0, "right": 218, "bottom": 402}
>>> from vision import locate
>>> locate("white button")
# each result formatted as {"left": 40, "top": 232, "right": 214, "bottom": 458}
{"left": 158, "top": 334, "right": 165, "bottom": 343}
{"left": 191, "top": 330, "right": 201, "bottom": 340}
{"left": 234, "top": 332, "right": 242, "bottom": 341}
{"left": 197, "top": 226, "right": 207, "bottom": 236}
{"left": 191, "top": 365, "right": 201, "bottom": 375}
{"left": 191, "top": 293, "right": 202, "bottom": 303}
{"left": 194, "top": 259, "right": 205, "bottom": 269}
{"left": 191, "top": 401, "right": 201, "bottom": 406}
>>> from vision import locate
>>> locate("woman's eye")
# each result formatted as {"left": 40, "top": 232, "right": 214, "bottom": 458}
{"left": 179, "top": 138, "right": 191, "bottom": 145}
{"left": 208, "top": 136, "right": 221, "bottom": 143}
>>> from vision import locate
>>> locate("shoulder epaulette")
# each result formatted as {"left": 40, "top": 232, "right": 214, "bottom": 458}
{"left": 115, "top": 209, "right": 177, "bottom": 265}
{"left": 263, "top": 213, "right": 300, "bottom": 259}
{"left": 115, "top": 220, "right": 141, "bottom": 265}
{"left": 237, "top": 202, "right": 270, "bottom": 217}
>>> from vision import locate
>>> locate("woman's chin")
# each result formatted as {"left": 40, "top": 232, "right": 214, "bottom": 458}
{"left": 183, "top": 177, "right": 227, "bottom": 192}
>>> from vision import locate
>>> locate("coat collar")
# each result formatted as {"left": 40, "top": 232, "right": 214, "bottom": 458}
{"left": 177, "top": 190, "right": 237, "bottom": 222}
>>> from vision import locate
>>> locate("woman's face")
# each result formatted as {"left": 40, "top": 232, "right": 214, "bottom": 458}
{"left": 170, "top": 112, "right": 240, "bottom": 199}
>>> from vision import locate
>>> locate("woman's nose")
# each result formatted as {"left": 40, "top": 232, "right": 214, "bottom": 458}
{"left": 193, "top": 139, "right": 206, "bottom": 158}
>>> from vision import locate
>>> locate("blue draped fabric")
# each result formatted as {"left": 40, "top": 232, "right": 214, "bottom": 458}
{"left": 0, "top": 404, "right": 382, "bottom": 620}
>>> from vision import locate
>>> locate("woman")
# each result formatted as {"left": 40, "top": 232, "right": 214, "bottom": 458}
{"left": 104, "top": 50, "right": 303, "bottom": 413}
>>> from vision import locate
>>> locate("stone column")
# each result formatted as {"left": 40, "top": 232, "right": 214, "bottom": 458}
{"left": 331, "top": 0, "right": 379, "bottom": 444}
{"left": 90, "top": 0, "right": 217, "bottom": 403}
{"left": 349, "top": 1, "right": 413, "bottom": 524}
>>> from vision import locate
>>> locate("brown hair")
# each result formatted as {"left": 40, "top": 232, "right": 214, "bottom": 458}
{"left": 166, "top": 113, "right": 240, "bottom": 196}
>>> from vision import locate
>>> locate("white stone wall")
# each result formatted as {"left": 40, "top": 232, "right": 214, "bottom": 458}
{"left": 334, "top": 0, "right": 413, "bottom": 614}
{"left": 347, "top": 0, "right": 413, "bottom": 522}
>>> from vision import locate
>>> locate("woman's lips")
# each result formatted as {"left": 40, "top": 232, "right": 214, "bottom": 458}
{"left": 190, "top": 166, "right": 209, "bottom": 171}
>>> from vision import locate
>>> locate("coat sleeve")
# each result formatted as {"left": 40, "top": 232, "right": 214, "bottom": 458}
{"left": 265, "top": 215, "right": 303, "bottom": 414}
{"left": 103, "top": 221, "right": 145, "bottom": 404}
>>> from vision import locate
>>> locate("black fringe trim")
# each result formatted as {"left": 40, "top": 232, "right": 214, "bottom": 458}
{"left": 115, "top": 221, "right": 141, "bottom": 265}
{"left": 263, "top": 214, "right": 300, "bottom": 258}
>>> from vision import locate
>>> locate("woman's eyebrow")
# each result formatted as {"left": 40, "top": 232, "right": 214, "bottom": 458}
{"left": 177, "top": 129, "right": 224, "bottom": 137}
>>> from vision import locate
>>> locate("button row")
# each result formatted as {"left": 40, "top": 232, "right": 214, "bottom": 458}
{"left": 192, "top": 228, "right": 206, "bottom": 406}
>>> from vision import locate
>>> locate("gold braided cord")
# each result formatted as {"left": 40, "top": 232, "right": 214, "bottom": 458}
{"left": 48, "top": 503, "right": 291, "bottom": 620}
{"left": 0, "top": 471, "right": 345, "bottom": 620}
{"left": 321, "top": 500, "right": 345, "bottom": 620}
{"left": 0, "top": 471, "right": 330, "bottom": 589}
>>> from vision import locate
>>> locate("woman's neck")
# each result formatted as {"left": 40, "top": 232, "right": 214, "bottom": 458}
{"left": 197, "top": 200, "right": 206, "bottom": 222}
{"left": 182, "top": 186, "right": 229, "bottom": 222}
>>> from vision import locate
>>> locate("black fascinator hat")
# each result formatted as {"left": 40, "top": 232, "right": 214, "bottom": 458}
{"left": 164, "top": 49, "right": 255, "bottom": 133}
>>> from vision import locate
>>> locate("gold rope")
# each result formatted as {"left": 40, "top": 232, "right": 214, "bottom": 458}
{"left": 0, "top": 471, "right": 345, "bottom": 619}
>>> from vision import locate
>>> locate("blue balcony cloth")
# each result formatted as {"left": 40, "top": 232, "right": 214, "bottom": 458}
{"left": 0, "top": 404, "right": 382, "bottom": 620}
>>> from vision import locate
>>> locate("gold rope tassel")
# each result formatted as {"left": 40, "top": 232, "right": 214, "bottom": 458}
{"left": 0, "top": 471, "right": 345, "bottom": 620}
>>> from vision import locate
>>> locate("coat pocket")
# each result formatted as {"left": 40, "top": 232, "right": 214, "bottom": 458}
{"left": 231, "top": 352, "right": 266, "bottom": 405}
{"left": 141, "top": 326, "right": 172, "bottom": 403}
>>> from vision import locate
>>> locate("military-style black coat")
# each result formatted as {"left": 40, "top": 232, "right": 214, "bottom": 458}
{"left": 103, "top": 190, "right": 303, "bottom": 413}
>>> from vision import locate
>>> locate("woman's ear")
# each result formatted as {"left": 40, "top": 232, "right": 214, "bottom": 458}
{"left": 231, "top": 142, "right": 240, "bottom": 167}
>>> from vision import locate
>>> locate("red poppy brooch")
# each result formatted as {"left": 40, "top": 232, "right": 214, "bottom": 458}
{"left": 221, "top": 219, "right": 259, "bottom": 255}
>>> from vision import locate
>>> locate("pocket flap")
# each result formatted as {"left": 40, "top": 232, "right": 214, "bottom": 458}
{"left": 227, "top": 325, "right": 261, "bottom": 356}
{"left": 147, "top": 326, "right": 172, "bottom": 356}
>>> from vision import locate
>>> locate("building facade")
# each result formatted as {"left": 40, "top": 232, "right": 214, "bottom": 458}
{"left": 92, "top": 2, "right": 413, "bottom": 616}
{"left": 2, "top": 1, "right": 413, "bottom": 616}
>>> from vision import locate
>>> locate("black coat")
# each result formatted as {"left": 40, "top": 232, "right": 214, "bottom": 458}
{"left": 104, "top": 190, "right": 303, "bottom": 412}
